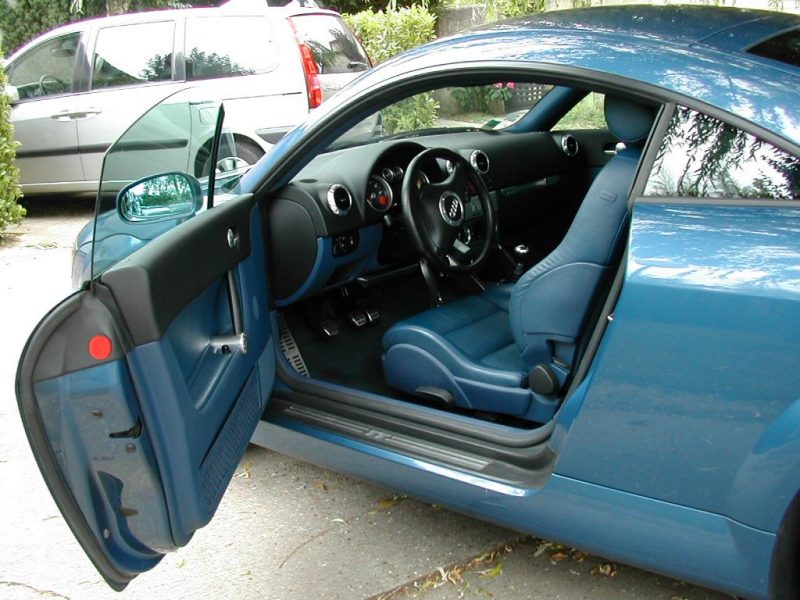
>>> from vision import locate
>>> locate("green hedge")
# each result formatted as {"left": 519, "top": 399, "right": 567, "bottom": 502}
{"left": 0, "top": 54, "right": 24, "bottom": 236}
{"left": 343, "top": 3, "right": 436, "bottom": 65}
{"left": 343, "top": 3, "right": 437, "bottom": 133}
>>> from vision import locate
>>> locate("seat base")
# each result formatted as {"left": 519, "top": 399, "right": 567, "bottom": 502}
{"left": 383, "top": 343, "right": 559, "bottom": 422}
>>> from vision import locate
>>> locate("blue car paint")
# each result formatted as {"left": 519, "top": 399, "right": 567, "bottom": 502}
{"left": 241, "top": 7, "right": 800, "bottom": 200}
{"left": 554, "top": 202, "right": 800, "bottom": 534}
{"left": 44, "top": 6, "right": 800, "bottom": 597}
{"left": 254, "top": 416, "right": 774, "bottom": 599}
{"left": 34, "top": 361, "right": 168, "bottom": 574}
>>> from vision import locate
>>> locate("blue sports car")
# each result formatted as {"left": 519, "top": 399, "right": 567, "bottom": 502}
{"left": 17, "top": 5, "right": 800, "bottom": 599}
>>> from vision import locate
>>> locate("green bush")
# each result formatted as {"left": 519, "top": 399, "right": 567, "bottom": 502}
{"left": 343, "top": 3, "right": 437, "bottom": 131}
{"left": 0, "top": 54, "right": 24, "bottom": 236}
{"left": 343, "top": 3, "right": 436, "bottom": 65}
{"left": 485, "top": 0, "right": 545, "bottom": 21}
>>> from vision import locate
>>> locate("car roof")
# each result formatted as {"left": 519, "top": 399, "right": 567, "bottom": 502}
{"left": 6, "top": 2, "right": 340, "bottom": 57}
{"left": 333, "top": 5, "right": 800, "bottom": 147}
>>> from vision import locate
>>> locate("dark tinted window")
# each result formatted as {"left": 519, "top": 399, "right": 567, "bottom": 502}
{"left": 185, "top": 17, "right": 276, "bottom": 80}
{"left": 92, "top": 22, "right": 174, "bottom": 89}
{"left": 291, "top": 15, "right": 369, "bottom": 74}
{"left": 748, "top": 29, "right": 800, "bottom": 68}
{"left": 8, "top": 33, "right": 80, "bottom": 99}
{"left": 645, "top": 106, "right": 800, "bottom": 200}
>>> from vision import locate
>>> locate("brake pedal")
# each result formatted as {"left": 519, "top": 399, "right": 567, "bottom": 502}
{"left": 365, "top": 308, "right": 380, "bottom": 324}
{"left": 348, "top": 310, "right": 367, "bottom": 328}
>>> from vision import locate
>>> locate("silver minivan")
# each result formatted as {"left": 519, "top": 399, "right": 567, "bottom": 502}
{"left": 3, "top": 1, "right": 370, "bottom": 196}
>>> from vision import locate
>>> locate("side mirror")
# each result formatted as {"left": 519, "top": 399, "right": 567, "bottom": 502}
{"left": 117, "top": 172, "right": 203, "bottom": 223}
{"left": 5, "top": 85, "right": 20, "bottom": 104}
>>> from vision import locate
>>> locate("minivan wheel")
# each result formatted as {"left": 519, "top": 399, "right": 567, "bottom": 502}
{"left": 197, "top": 139, "right": 265, "bottom": 177}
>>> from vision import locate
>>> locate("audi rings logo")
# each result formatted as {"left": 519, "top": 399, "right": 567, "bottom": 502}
{"left": 439, "top": 192, "right": 465, "bottom": 227}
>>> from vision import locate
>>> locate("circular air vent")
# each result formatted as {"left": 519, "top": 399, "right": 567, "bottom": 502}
{"left": 469, "top": 150, "right": 490, "bottom": 174}
{"left": 561, "top": 134, "right": 579, "bottom": 157}
{"left": 326, "top": 184, "right": 352, "bottom": 216}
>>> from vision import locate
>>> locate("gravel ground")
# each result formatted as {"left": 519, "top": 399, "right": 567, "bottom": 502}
{"left": 0, "top": 199, "right": 733, "bottom": 600}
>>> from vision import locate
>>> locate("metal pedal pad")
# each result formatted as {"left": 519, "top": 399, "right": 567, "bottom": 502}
{"left": 278, "top": 316, "right": 309, "bottom": 377}
{"left": 348, "top": 310, "right": 367, "bottom": 328}
{"left": 365, "top": 308, "right": 380, "bottom": 324}
{"left": 321, "top": 319, "right": 340, "bottom": 337}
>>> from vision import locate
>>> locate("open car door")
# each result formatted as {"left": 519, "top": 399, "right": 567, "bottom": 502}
{"left": 15, "top": 89, "right": 275, "bottom": 589}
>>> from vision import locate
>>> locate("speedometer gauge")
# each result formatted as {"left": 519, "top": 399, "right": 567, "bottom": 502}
{"left": 366, "top": 175, "right": 393, "bottom": 212}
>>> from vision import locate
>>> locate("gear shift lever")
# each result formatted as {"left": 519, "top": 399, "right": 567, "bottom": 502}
{"left": 512, "top": 244, "right": 529, "bottom": 278}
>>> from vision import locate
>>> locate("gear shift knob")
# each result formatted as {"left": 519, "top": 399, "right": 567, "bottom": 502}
{"left": 513, "top": 244, "right": 530, "bottom": 259}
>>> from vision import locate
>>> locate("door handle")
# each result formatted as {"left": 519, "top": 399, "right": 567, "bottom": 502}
{"left": 50, "top": 110, "right": 72, "bottom": 122}
{"left": 50, "top": 108, "right": 102, "bottom": 121}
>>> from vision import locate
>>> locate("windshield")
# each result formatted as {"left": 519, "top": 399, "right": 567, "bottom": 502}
{"left": 91, "top": 87, "right": 237, "bottom": 282}
{"left": 330, "top": 82, "right": 554, "bottom": 150}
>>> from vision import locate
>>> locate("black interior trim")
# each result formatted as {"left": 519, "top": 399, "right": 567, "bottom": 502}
{"left": 101, "top": 194, "right": 255, "bottom": 346}
{"left": 252, "top": 61, "right": 800, "bottom": 202}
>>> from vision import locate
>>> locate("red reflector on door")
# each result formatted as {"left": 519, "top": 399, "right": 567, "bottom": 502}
{"left": 88, "top": 335, "right": 113, "bottom": 361}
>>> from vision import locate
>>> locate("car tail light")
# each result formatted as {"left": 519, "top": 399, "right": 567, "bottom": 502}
{"left": 289, "top": 19, "right": 322, "bottom": 109}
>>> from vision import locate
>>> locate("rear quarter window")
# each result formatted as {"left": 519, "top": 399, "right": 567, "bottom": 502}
{"left": 185, "top": 16, "right": 277, "bottom": 80}
{"left": 291, "top": 14, "right": 369, "bottom": 74}
{"left": 748, "top": 28, "right": 800, "bottom": 69}
{"left": 645, "top": 106, "right": 800, "bottom": 200}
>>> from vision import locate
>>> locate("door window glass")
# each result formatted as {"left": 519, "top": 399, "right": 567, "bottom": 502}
{"left": 645, "top": 106, "right": 800, "bottom": 200}
{"left": 7, "top": 33, "right": 80, "bottom": 99}
{"left": 291, "top": 14, "right": 369, "bottom": 74}
{"left": 92, "top": 21, "right": 174, "bottom": 89}
{"left": 554, "top": 93, "right": 607, "bottom": 130}
{"left": 185, "top": 17, "right": 276, "bottom": 80}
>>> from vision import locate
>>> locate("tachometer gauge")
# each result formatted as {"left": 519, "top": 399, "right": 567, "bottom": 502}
{"left": 366, "top": 175, "right": 393, "bottom": 212}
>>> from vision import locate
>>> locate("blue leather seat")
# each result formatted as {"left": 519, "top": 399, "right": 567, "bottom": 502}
{"left": 382, "top": 96, "right": 656, "bottom": 421}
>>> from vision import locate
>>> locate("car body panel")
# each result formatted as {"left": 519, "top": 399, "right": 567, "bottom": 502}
{"left": 554, "top": 202, "right": 800, "bottom": 533}
{"left": 253, "top": 415, "right": 774, "bottom": 599}
{"left": 17, "top": 6, "right": 800, "bottom": 599}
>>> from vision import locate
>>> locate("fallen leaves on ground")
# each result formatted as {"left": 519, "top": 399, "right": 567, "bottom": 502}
{"left": 372, "top": 495, "right": 407, "bottom": 512}
{"left": 591, "top": 562, "right": 619, "bottom": 577}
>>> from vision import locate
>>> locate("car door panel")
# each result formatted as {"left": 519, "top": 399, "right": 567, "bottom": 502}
{"left": 17, "top": 194, "right": 273, "bottom": 589}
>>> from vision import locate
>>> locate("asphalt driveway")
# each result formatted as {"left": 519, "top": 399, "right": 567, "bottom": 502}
{"left": 0, "top": 199, "right": 731, "bottom": 600}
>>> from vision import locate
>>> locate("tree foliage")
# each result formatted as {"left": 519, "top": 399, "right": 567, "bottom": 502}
{"left": 0, "top": 53, "right": 24, "bottom": 236}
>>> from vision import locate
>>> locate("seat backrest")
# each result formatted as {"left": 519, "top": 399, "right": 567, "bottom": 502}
{"left": 509, "top": 96, "right": 656, "bottom": 369}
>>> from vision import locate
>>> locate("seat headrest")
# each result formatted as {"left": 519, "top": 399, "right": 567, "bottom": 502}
{"left": 604, "top": 95, "right": 656, "bottom": 144}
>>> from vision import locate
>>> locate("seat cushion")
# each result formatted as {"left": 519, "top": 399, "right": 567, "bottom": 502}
{"left": 382, "top": 284, "right": 526, "bottom": 389}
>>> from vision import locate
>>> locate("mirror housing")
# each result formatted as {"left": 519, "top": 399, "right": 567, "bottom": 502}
{"left": 5, "top": 85, "right": 20, "bottom": 104}
{"left": 117, "top": 172, "right": 203, "bottom": 223}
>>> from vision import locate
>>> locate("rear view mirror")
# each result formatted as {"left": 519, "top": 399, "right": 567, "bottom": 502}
{"left": 117, "top": 172, "right": 203, "bottom": 223}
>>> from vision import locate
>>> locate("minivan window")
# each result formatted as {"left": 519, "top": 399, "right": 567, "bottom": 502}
{"left": 185, "top": 16, "right": 276, "bottom": 80}
{"left": 291, "top": 14, "right": 369, "bottom": 74}
{"left": 92, "top": 21, "right": 175, "bottom": 89}
{"left": 8, "top": 33, "right": 80, "bottom": 99}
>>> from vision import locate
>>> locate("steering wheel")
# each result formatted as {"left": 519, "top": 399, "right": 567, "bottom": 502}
{"left": 401, "top": 147, "right": 496, "bottom": 274}
{"left": 38, "top": 74, "right": 66, "bottom": 96}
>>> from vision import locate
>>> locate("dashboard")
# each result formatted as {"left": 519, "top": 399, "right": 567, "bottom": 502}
{"left": 267, "top": 129, "right": 586, "bottom": 306}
